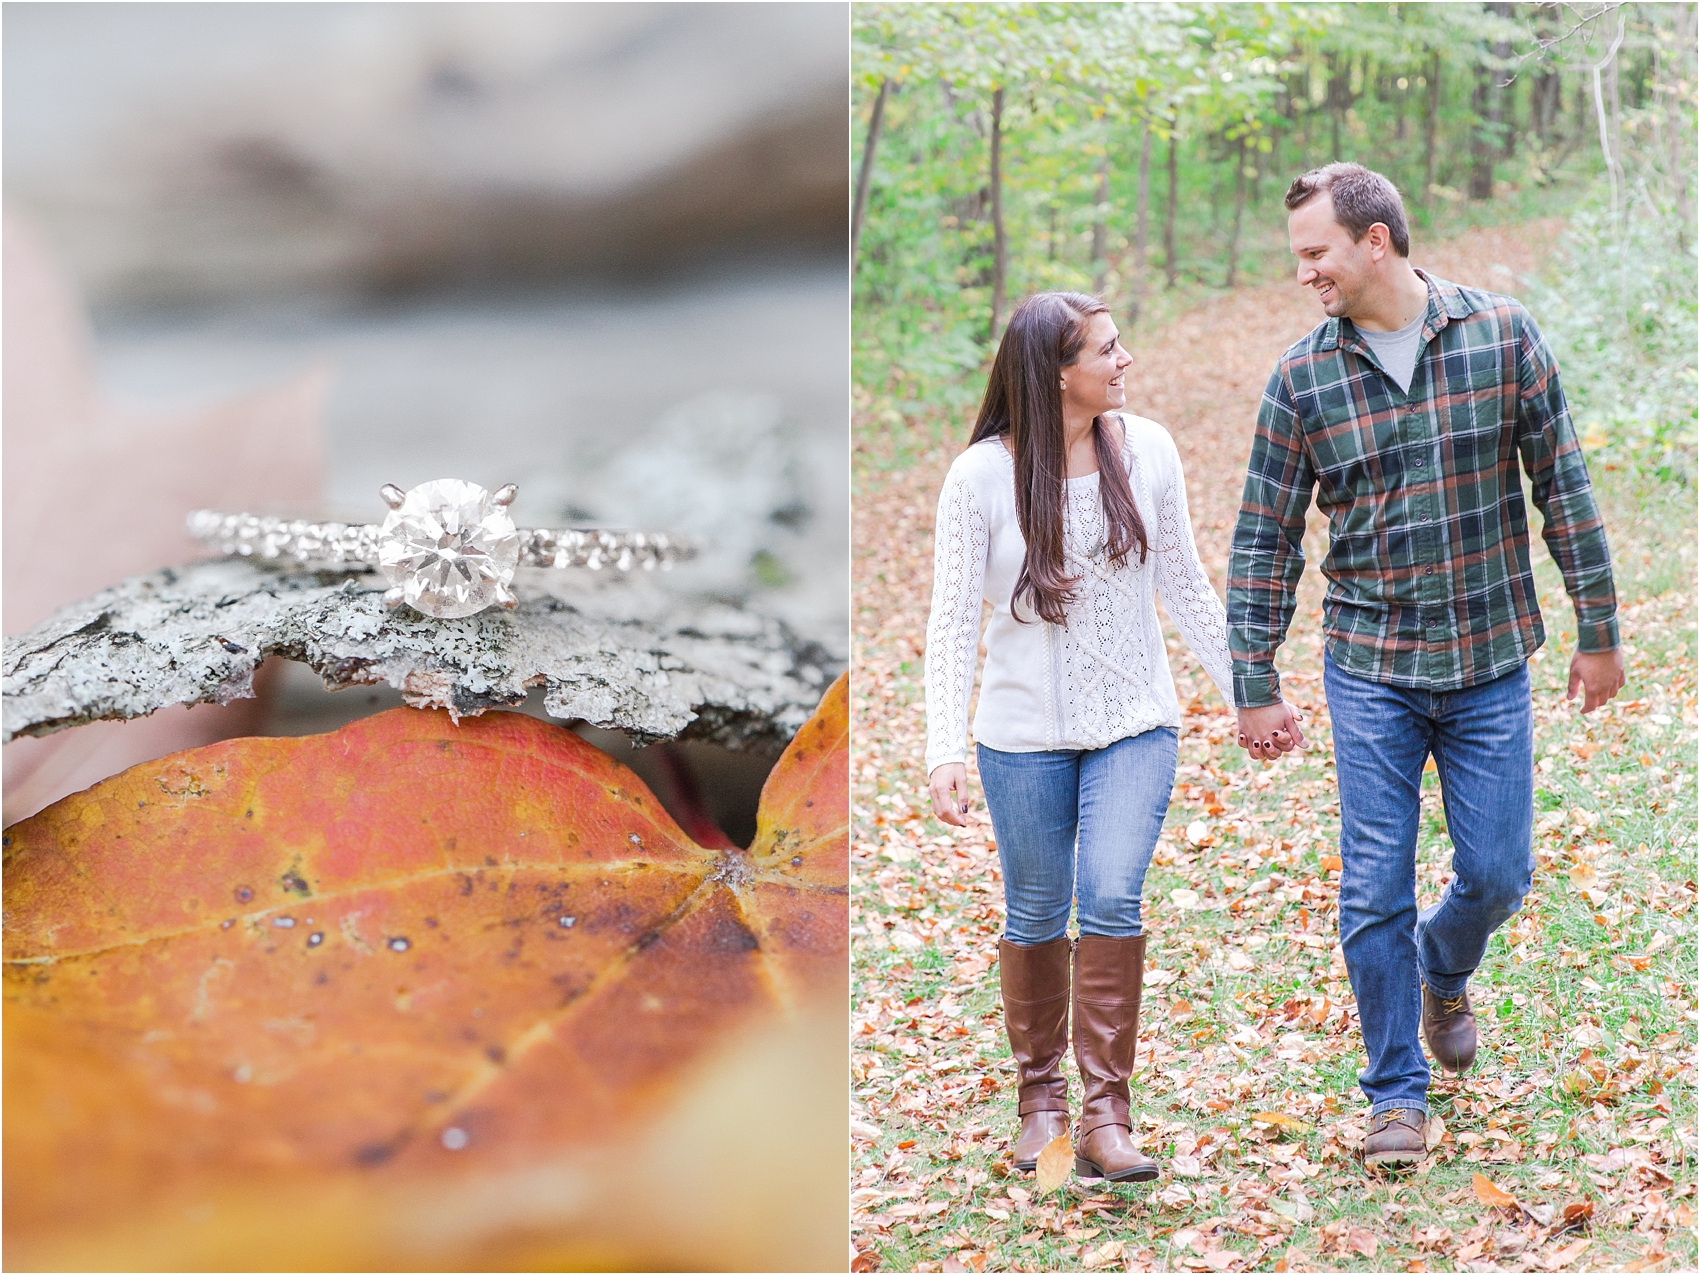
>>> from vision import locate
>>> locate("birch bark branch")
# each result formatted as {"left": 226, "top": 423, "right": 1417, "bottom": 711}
{"left": 3, "top": 559, "right": 840, "bottom": 749}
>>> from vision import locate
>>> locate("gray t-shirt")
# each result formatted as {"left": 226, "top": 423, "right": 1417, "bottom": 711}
{"left": 1356, "top": 311, "right": 1426, "bottom": 395}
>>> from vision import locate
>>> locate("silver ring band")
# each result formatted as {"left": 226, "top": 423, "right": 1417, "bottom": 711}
{"left": 187, "top": 478, "right": 697, "bottom": 618}
{"left": 186, "top": 510, "right": 693, "bottom": 573}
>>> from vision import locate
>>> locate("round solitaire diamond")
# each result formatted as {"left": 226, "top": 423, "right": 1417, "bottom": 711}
{"left": 377, "top": 480, "right": 520, "bottom": 618}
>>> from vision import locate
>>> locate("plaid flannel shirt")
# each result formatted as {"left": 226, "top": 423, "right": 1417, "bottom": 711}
{"left": 1228, "top": 271, "right": 1618, "bottom": 709}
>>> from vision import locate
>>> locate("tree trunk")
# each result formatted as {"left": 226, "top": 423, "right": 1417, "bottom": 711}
{"left": 1470, "top": 1, "right": 1515, "bottom": 197}
{"left": 850, "top": 78, "right": 891, "bottom": 271}
{"left": 1591, "top": 11, "right": 1628, "bottom": 226}
{"left": 1607, "top": 36, "right": 1622, "bottom": 171}
{"left": 1090, "top": 152, "right": 1110, "bottom": 293}
{"left": 1164, "top": 126, "right": 1179, "bottom": 290}
{"left": 1469, "top": 62, "right": 1497, "bottom": 199}
{"left": 1129, "top": 122, "right": 1152, "bottom": 323}
{"left": 989, "top": 86, "right": 1007, "bottom": 341}
{"left": 1327, "top": 52, "right": 1352, "bottom": 158}
{"left": 1226, "top": 136, "right": 1248, "bottom": 289}
{"left": 1670, "top": 3, "right": 1696, "bottom": 251}
{"left": 1493, "top": 3, "right": 1516, "bottom": 160}
{"left": 1532, "top": 69, "right": 1556, "bottom": 146}
{"left": 1424, "top": 52, "right": 1441, "bottom": 203}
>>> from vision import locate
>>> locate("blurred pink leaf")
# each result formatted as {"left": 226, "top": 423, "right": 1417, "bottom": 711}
{"left": 3, "top": 212, "right": 326, "bottom": 823}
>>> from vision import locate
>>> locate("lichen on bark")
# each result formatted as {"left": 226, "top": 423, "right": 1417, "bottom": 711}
{"left": 2, "top": 559, "right": 838, "bottom": 748}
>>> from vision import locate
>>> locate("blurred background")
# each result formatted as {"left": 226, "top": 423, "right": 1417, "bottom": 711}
{"left": 3, "top": 2, "right": 850, "bottom": 830}
{"left": 853, "top": 1, "right": 1696, "bottom": 472}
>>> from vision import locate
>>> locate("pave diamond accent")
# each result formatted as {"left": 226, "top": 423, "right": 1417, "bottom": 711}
{"left": 188, "top": 483, "right": 699, "bottom": 619}
{"left": 377, "top": 480, "right": 520, "bottom": 619}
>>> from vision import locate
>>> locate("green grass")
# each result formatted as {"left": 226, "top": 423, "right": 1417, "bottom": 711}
{"left": 851, "top": 454, "right": 1697, "bottom": 1272}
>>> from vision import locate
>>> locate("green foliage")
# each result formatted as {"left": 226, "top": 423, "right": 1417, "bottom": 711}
{"left": 1530, "top": 182, "right": 1698, "bottom": 486}
{"left": 853, "top": 3, "right": 1694, "bottom": 467}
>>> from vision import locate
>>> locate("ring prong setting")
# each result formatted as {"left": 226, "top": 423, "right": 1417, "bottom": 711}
{"left": 494, "top": 582, "right": 518, "bottom": 610}
{"left": 492, "top": 483, "right": 518, "bottom": 507}
{"left": 380, "top": 484, "right": 406, "bottom": 510}
{"left": 382, "top": 586, "right": 406, "bottom": 609}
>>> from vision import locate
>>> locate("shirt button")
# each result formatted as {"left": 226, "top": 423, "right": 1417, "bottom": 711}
{"left": 1427, "top": 618, "right": 1438, "bottom": 627}
{"left": 1415, "top": 457, "right": 1425, "bottom": 467}
{"left": 1422, "top": 514, "right": 1432, "bottom": 523}
{"left": 1425, "top": 565, "right": 1434, "bottom": 575}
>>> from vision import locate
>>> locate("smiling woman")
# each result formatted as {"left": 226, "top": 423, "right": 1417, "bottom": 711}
{"left": 921, "top": 289, "right": 1235, "bottom": 1185}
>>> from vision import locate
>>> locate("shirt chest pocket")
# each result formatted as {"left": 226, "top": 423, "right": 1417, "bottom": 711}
{"left": 1443, "top": 364, "right": 1515, "bottom": 471}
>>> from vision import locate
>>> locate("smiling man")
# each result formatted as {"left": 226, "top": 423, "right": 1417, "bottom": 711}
{"left": 1225, "top": 163, "right": 1623, "bottom": 1170}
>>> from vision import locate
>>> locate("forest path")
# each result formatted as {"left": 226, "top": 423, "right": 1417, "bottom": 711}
{"left": 850, "top": 219, "right": 1697, "bottom": 1273}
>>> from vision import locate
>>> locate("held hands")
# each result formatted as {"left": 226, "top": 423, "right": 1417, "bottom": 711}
{"left": 1568, "top": 647, "right": 1625, "bottom": 714}
{"left": 928, "top": 762, "right": 972, "bottom": 828}
{"left": 1235, "top": 700, "right": 1306, "bottom": 763}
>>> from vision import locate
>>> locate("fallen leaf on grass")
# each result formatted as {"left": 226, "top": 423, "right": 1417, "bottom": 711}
{"left": 1250, "top": 1111, "right": 1314, "bottom": 1134}
{"left": 1319, "top": 855, "right": 1343, "bottom": 873}
{"left": 1543, "top": 1237, "right": 1592, "bottom": 1269}
{"left": 1171, "top": 998, "right": 1196, "bottom": 1022}
{"left": 1622, "top": 1242, "right": 1671, "bottom": 1272}
{"left": 4, "top": 678, "right": 848, "bottom": 1271}
{"left": 1082, "top": 1240, "right": 1126, "bottom": 1269}
{"left": 1035, "top": 1133, "right": 1073, "bottom": 1196}
{"left": 1424, "top": 1114, "right": 1446, "bottom": 1150}
{"left": 1269, "top": 1196, "right": 1315, "bottom": 1223}
{"left": 1560, "top": 1199, "right": 1594, "bottom": 1228}
{"left": 1473, "top": 1172, "right": 1519, "bottom": 1208}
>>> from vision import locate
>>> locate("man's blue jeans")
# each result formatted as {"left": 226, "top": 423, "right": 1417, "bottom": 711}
{"left": 1324, "top": 651, "right": 1535, "bottom": 1118}
{"left": 976, "top": 728, "right": 1178, "bottom": 944}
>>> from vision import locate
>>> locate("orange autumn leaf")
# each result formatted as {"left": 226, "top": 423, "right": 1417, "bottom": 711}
{"left": 4, "top": 674, "right": 847, "bottom": 1272}
{"left": 1472, "top": 1172, "right": 1519, "bottom": 1209}
{"left": 1034, "top": 1133, "right": 1072, "bottom": 1197}
{"left": 1250, "top": 1111, "right": 1314, "bottom": 1134}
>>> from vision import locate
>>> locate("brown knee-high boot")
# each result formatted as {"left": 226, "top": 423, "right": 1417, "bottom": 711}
{"left": 998, "top": 935, "right": 1071, "bottom": 1171}
{"left": 1072, "top": 934, "right": 1160, "bottom": 1182}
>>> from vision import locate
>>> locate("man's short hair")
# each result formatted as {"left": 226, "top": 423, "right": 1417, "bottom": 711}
{"left": 1285, "top": 162, "right": 1410, "bottom": 257}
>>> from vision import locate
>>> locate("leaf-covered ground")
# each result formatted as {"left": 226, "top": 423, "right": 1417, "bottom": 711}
{"left": 850, "top": 224, "right": 1697, "bottom": 1273}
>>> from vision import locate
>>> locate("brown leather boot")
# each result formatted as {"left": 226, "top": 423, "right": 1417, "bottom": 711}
{"left": 999, "top": 936, "right": 1072, "bottom": 1171}
{"left": 1362, "top": 1108, "right": 1427, "bottom": 1170}
{"left": 1421, "top": 984, "right": 1478, "bottom": 1076}
{"left": 1071, "top": 934, "right": 1160, "bottom": 1183}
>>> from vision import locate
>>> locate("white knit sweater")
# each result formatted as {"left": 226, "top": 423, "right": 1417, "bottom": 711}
{"left": 924, "top": 413, "right": 1234, "bottom": 773}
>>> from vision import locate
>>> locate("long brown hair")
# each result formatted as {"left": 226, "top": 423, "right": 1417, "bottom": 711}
{"left": 967, "top": 291, "right": 1147, "bottom": 626}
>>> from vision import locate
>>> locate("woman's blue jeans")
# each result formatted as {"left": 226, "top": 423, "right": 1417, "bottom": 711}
{"left": 976, "top": 728, "right": 1179, "bottom": 945}
{"left": 1324, "top": 651, "right": 1534, "bottom": 1118}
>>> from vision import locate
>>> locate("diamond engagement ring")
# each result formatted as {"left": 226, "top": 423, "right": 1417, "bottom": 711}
{"left": 188, "top": 478, "right": 698, "bottom": 619}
